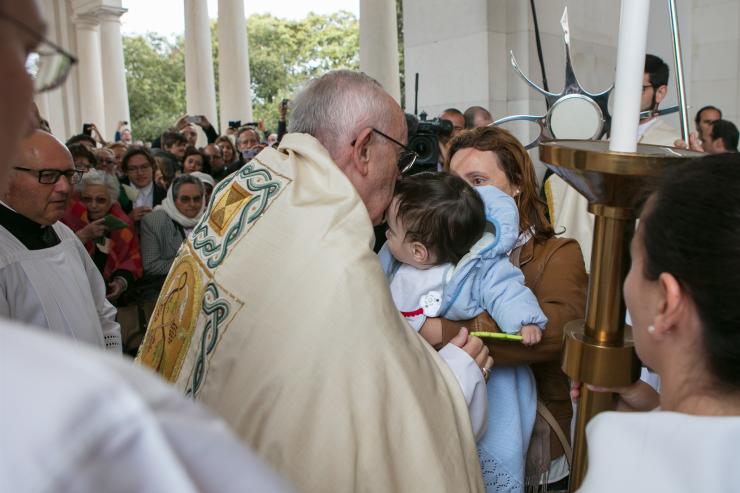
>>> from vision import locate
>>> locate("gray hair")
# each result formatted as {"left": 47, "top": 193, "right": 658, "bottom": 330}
{"left": 77, "top": 169, "right": 120, "bottom": 203}
{"left": 288, "top": 70, "right": 395, "bottom": 156}
{"left": 171, "top": 174, "right": 204, "bottom": 200}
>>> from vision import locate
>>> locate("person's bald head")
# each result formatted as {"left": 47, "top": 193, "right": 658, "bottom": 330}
{"left": 6, "top": 130, "right": 77, "bottom": 225}
{"left": 463, "top": 106, "right": 493, "bottom": 129}
{"left": 0, "top": 0, "right": 45, "bottom": 191}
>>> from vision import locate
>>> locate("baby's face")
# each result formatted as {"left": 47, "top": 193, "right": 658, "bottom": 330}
{"left": 385, "top": 197, "right": 434, "bottom": 269}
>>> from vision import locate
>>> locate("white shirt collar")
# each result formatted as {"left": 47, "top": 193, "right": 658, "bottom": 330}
{"left": 135, "top": 182, "right": 153, "bottom": 196}
{"left": 637, "top": 118, "right": 659, "bottom": 140}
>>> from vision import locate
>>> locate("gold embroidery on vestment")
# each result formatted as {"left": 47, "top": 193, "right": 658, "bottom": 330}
{"left": 137, "top": 254, "right": 203, "bottom": 382}
{"left": 208, "top": 181, "right": 253, "bottom": 236}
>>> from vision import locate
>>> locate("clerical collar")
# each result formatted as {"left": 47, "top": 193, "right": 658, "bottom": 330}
{"left": 0, "top": 201, "right": 61, "bottom": 250}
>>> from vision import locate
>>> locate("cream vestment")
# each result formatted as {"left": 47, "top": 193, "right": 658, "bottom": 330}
{"left": 137, "top": 134, "right": 484, "bottom": 492}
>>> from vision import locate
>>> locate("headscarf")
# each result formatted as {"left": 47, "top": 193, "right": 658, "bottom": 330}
{"left": 189, "top": 171, "right": 216, "bottom": 188}
{"left": 155, "top": 177, "right": 205, "bottom": 228}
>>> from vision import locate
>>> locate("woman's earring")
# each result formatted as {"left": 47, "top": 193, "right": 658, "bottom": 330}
{"left": 647, "top": 325, "right": 656, "bottom": 334}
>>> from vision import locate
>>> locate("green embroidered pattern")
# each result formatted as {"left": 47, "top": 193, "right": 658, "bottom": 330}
{"left": 187, "top": 282, "right": 230, "bottom": 397}
{"left": 191, "top": 163, "right": 282, "bottom": 268}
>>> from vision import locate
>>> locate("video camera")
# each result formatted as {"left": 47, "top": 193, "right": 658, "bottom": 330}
{"left": 405, "top": 111, "right": 452, "bottom": 174}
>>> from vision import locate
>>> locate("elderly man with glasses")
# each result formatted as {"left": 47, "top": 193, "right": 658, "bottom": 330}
{"left": 0, "top": 129, "right": 121, "bottom": 352}
{"left": 138, "top": 69, "right": 489, "bottom": 493}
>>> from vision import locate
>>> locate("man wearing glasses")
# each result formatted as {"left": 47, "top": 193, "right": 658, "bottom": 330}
{"left": 138, "top": 70, "right": 488, "bottom": 493}
{"left": 637, "top": 54, "right": 680, "bottom": 146}
{"left": 0, "top": 129, "right": 122, "bottom": 352}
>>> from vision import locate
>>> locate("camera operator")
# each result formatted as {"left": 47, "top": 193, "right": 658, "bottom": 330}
{"left": 438, "top": 108, "right": 465, "bottom": 165}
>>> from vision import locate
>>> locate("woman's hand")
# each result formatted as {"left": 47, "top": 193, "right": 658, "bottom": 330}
{"left": 76, "top": 218, "right": 106, "bottom": 243}
{"left": 174, "top": 114, "right": 189, "bottom": 131}
{"left": 449, "top": 327, "right": 493, "bottom": 380}
{"left": 570, "top": 379, "right": 660, "bottom": 412}
{"left": 129, "top": 206, "right": 152, "bottom": 223}
{"left": 106, "top": 277, "right": 127, "bottom": 301}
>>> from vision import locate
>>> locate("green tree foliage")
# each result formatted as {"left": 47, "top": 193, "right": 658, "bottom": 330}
{"left": 123, "top": 34, "right": 186, "bottom": 142}
{"left": 124, "top": 12, "right": 358, "bottom": 142}
{"left": 247, "top": 11, "right": 359, "bottom": 128}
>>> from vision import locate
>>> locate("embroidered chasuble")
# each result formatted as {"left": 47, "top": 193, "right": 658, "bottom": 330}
{"left": 137, "top": 134, "right": 485, "bottom": 492}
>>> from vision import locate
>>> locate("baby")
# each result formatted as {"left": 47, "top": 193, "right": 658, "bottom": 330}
{"left": 379, "top": 172, "right": 546, "bottom": 347}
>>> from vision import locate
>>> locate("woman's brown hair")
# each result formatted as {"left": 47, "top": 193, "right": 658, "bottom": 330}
{"left": 445, "top": 126, "right": 555, "bottom": 242}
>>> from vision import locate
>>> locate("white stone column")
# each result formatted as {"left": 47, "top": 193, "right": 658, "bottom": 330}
{"left": 98, "top": 6, "right": 131, "bottom": 142}
{"left": 33, "top": 92, "right": 51, "bottom": 126}
{"left": 74, "top": 16, "right": 107, "bottom": 138}
{"left": 359, "top": 0, "right": 401, "bottom": 102}
{"left": 184, "top": 0, "right": 218, "bottom": 128}
{"left": 218, "top": 0, "right": 253, "bottom": 132}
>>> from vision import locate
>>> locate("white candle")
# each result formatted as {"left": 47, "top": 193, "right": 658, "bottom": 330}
{"left": 609, "top": 0, "right": 651, "bottom": 153}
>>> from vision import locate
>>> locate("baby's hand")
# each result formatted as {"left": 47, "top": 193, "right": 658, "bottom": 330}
{"left": 520, "top": 324, "right": 542, "bottom": 346}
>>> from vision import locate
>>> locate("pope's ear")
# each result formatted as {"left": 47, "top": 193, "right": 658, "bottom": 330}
{"left": 349, "top": 128, "right": 373, "bottom": 177}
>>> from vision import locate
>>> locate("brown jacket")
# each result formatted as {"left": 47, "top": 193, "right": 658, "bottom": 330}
{"left": 441, "top": 236, "right": 588, "bottom": 459}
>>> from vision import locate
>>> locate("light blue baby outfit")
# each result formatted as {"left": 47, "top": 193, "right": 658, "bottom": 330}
{"left": 380, "top": 185, "right": 548, "bottom": 492}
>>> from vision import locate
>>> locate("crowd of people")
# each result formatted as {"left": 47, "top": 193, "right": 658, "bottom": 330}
{"left": 1, "top": 2, "right": 739, "bottom": 492}
{"left": 27, "top": 102, "right": 288, "bottom": 353}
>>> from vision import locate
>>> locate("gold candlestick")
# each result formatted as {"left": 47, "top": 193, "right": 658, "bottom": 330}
{"left": 539, "top": 140, "right": 703, "bottom": 491}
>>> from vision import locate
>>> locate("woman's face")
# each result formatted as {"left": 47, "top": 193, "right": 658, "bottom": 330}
{"left": 449, "top": 147, "right": 517, "bottom": 196}
{"left": 153, "top": 167, "right": 167, "bottom": 189}
{"left": 218, "top": 142, "right": 234, "bottom": 163}
{"left": 623, "top": 208, "right": 660, "bottom": 368}
{"left": 80, "top": 184, "right": 112, "bottom": 221}
{"left": 174, "top": 183, "right": 203, "bottom": 219}
{"left": 183, "top": 154, "right": 203, "bottom": 173}
{"left": 203, "top": 183, "right": 214, "bottom": 205}
{"left": 96, "top": 149, "right": 117, "bottom": 175}
{"left": 75, "top": 157, "right": 91, "bottom": 173}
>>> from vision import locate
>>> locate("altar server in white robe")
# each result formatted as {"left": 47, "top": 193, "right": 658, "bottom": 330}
{"left": 0, "top": 130, "right": 121, "bottom": 352}
{"left": 138, "top": 70, "right": 489, "bottom": 492}
{"left": 0, "top": 320, "right": 294, "bottom": 493}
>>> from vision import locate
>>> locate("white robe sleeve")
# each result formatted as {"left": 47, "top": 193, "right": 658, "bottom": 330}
{"left": 0, "top": 321, "right": 296, "bottom": 493}
{"left": 0, "top": 276, "right": 9, "bottom": 318}
{"left": 76, "top": 238, "right": 122, "bottom": 353}
{"left": 438, "top": 343, "right": 488, "bottom": 440}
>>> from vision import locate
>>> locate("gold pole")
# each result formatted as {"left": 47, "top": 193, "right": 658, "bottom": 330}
{"left": 538, "top": 140, "right": 703, "bottom": 492}
{"left": 565, "top": 207, "right": 637, "bottom": 490}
